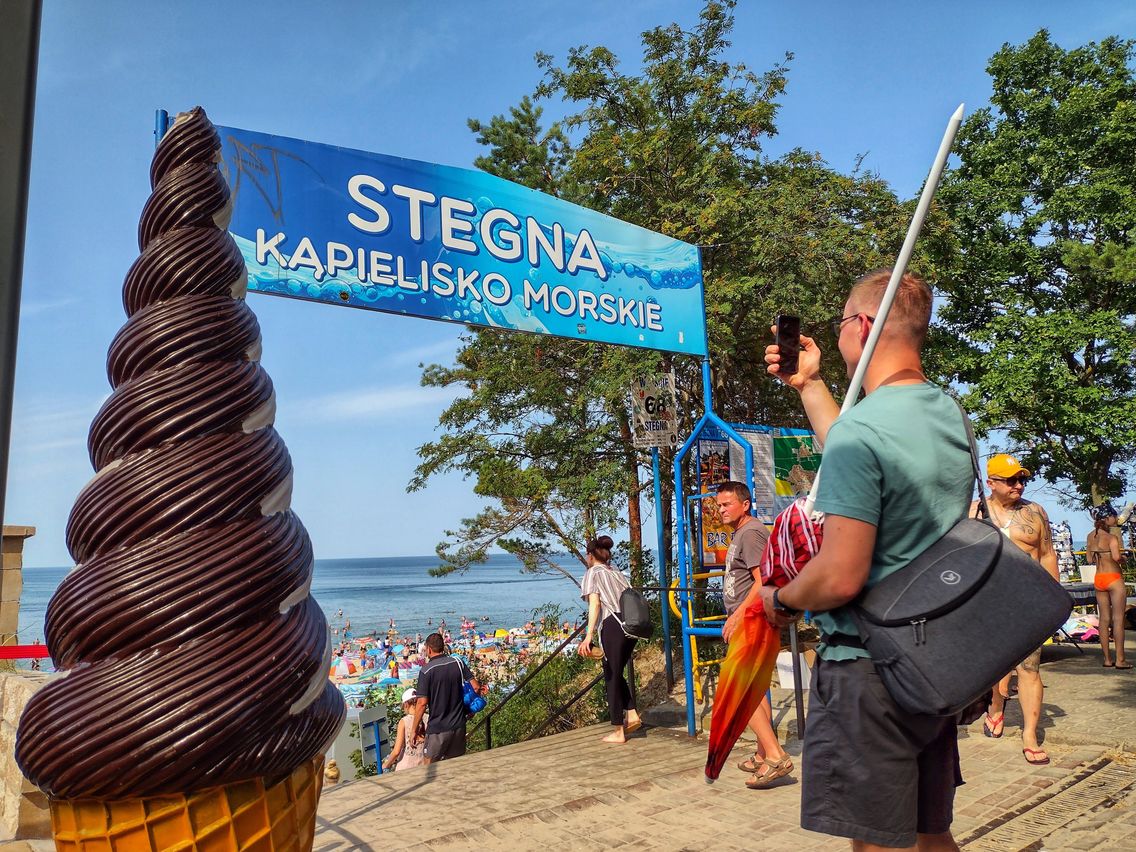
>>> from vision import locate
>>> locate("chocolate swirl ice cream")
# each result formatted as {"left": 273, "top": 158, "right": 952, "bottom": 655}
{"left": 16, "top": 107, "right": 345, "bottom": 800}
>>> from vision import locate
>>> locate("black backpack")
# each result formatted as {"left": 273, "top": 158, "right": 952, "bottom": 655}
{"left": 616, "top": 587, "right": 653, "bottom": 640}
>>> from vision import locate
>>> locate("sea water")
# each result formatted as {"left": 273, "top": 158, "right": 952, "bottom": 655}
{"left": 16, "top": 553, "right": 589, "bottom": 648}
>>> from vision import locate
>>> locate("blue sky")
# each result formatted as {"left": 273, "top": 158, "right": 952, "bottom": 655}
{"left": 10, "top": 0, "right": 1134, "bottom": 567}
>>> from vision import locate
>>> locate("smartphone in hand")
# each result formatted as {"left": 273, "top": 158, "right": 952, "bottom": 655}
{"left": 775, "top": 314, "right": 801, "bottom": 376}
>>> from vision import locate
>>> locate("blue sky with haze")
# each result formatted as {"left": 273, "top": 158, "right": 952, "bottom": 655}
{"left": 10, "top": 0, "right": 1134, "bottom": 567}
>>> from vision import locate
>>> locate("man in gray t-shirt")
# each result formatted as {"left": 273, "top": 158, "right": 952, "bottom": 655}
{"left": 721, "top": 500, "right": 769, "bottom": 616}
{"left": 716, "top": 480, "right": 789, "bottom": 789}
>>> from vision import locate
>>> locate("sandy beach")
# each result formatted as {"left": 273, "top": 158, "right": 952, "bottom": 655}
{"left": 328, "top": 613, "right": 585, "bottom": 707}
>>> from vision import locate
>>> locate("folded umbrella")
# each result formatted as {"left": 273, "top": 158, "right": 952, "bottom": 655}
{"left": 705, "top": 499, "right": 823, "bottom": 780}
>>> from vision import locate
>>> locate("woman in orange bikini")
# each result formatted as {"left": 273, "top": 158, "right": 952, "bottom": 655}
{"left": 1087, "top": 504, "right": 1130, "bottom": 669}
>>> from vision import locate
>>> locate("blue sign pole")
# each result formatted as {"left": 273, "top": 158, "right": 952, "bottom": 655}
{"left": 652, "top": 446, "right": 673, "bottom": 689}
{"left": 154, "top": 109, "right": 169, "bottom": 146}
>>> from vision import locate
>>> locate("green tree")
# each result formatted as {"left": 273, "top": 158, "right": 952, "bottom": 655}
{"left": 414, "top": 0, "right": 920, "bottom": 579}
{"left": 411, "top": 330, "right": 657, "bottom": 583}
{"left": 933, "top": 30, "right": 1136, "bottom": 506}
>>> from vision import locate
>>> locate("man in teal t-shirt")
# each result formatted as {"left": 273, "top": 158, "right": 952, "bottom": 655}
{"left": 809, "top": 382, "right": 973, "bottom": 658}
{"left": 758, "top": 270, "right": 973, "bottom": 850}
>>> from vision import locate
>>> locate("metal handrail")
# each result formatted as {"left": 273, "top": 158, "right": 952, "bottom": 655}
{"left": 470, "top": 622, "right": 587, "bottom": 749}
{"left": 525, "top": 672, "right": 604, "bottom": 742}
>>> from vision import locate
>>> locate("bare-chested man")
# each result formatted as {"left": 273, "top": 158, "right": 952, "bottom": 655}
{"left": 972, "top": 453, "right": 1059, "bottom": 766}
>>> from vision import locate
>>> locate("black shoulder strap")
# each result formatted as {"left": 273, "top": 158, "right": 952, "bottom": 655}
{"left": 954, "top": 399, "right": 989, "bottom": 520}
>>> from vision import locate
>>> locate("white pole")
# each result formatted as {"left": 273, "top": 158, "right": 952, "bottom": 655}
{"left": 804, "top": 103, "right": 964, "bottom": 516}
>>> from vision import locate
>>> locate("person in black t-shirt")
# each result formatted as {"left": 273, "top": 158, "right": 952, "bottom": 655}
{"left": 410, "top": 633, "right": 482, "bottom": 763}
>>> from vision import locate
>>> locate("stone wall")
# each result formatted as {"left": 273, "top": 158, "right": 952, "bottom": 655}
{"left": 0, "top": 672, "right": 50, "bottom": 840}
{"left": 0, "top": 527, "right": 34, "bottom": 647}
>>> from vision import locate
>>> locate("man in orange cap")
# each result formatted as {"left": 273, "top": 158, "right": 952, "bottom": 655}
{"left": 972, "top": 453, "right": 1059, "bottom": 766}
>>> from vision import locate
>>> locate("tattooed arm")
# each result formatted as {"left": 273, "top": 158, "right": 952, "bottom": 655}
{"left": 1031, "top": 503, "right": 1059, "bottom": 581}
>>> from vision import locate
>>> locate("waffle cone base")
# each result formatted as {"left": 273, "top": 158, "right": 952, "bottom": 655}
{"left": 48, "top": 755, "right": 325, "bottom": 852}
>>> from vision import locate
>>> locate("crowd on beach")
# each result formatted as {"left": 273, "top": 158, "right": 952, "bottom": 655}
{"left": 327, "top": 607, "right": 585, "bottom": 706}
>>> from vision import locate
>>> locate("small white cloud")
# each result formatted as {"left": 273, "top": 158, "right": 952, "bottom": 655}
{"left": 10, "top": 398, "right": 101, "bottom": 449}
{"left": 292, "top": 384, "right": 461, "bottom": 422}
{"left": 388, "top": 339, "right": 458, "bottom": 368}
{"left": 19, "top": 298, "right": 80, "bottom": 318}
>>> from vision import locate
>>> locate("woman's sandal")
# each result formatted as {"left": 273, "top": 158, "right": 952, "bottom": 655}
{"left": 982, "top": 712, "right": 1005, "bottom": 738}
{"left": 745, "top": 755, "right": 794, "bottom": 789}
{"left": 1023, "top": 747, "right": 1050, "bottom": 766}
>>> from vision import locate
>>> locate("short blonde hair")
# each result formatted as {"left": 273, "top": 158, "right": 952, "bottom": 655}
{"left": 848, "top": 269, "right": 933, "bottom": 346}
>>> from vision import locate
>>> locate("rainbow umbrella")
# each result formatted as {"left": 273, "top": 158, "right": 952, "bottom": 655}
{"left": 705, "top": 499, "right": 821, "bottom": 780}
{"left": 705, "top": 104, "right": 965, "bottom": 782}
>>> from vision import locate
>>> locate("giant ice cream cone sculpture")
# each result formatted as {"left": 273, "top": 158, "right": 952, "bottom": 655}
{"left": 16, "top": 107, "right": 345, "bottom": 851}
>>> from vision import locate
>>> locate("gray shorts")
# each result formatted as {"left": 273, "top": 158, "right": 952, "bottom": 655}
{"left": 425, "top": 728, "right": 466, "bottom": 761}
{"left": 801, "top": 657, "right": 962, "bottom": 848}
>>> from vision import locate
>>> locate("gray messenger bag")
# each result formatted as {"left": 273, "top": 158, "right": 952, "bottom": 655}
{"left": 849, "top": 403, "right": 1073, "bottom": 717}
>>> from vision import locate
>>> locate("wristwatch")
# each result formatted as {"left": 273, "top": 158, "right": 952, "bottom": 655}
{"left": 771, "top": 588, "right": 800, "bottom": 617}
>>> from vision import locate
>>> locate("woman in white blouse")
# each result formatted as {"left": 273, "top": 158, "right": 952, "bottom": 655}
{"left": 577, "top": 535, "right": 642, "bottom": 743}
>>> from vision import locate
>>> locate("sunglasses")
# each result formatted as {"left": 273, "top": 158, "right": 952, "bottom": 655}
{"left": 830, "top": 313, "right": 876, "bottom": 337}
{"left": 990, "top": 475, "right": 1031, "bottom": 486}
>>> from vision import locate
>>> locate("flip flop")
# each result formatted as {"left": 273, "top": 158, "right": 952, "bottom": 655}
{"left": 625, "top": 719, "right": 643, "bottom": 733}
{"left": 982, "top": 712, "right": 1004, "bottom": 738}
{"left": 1104, "top": 661, "right": 1116, "bottom": 668}
{"left": 1116, "top": 662, "right": 1133, "bottom": 670}
{"left": 1023, "top": 747, "right": 1050, "bottom": 766}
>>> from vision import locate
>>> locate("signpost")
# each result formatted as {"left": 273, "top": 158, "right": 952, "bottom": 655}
{"left": 630, "top": 373, "right": 678, "bottom": 449}
{"left": 214, "top": 124, "right": 707, "bottom": 356}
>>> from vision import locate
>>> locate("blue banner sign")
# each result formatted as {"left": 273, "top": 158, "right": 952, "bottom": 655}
{"left": 216, "top": 126, "right": 707, "bottom": 356}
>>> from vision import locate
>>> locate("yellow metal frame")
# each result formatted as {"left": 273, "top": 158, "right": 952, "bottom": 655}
{"left": 669, "top": 570, "right": 726, "bottom": 702}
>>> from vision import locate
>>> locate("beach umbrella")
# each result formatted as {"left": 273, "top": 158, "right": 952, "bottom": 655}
{"left": 705, "top": 105, "right": 964, "bottom": 783}
{"left": 705, "top": 500, "right": 820, "bottom": 780}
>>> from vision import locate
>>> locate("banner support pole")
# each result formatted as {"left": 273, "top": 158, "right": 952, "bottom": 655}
{"left": 155, "top": 109, "right": 170, "bottom": 147}
{"left": 653, "top": 446, "right": 674, "bottom": 690}
{"left": 700, "top": 357, "right": 712, "bottom": 413}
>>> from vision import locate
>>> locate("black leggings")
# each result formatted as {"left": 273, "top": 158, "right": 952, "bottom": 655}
{"left": 599, "top": 614, "right": 637, "bottom": 726}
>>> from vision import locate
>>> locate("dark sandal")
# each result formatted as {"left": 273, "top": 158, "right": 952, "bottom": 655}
{"left": 1023, "top": 747, "right": 1050, "bottom": 766}
{"left": 745, "top": 755, "right": 794, "bottom": 789}
{"left": 1116, "top": 662, "right": 1133, "bottom": 670}
{"left": 982, "top": 712, "right": 1004, "bottom": 738}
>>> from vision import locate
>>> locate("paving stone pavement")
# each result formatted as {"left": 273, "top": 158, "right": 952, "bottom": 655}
{"left": 315, "top": 637, "right": 1136, "bottom": 850}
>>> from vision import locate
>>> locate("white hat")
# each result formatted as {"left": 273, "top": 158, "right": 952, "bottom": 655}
{"left": 401, "top": 688, "right": 417, "bottom": 703}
